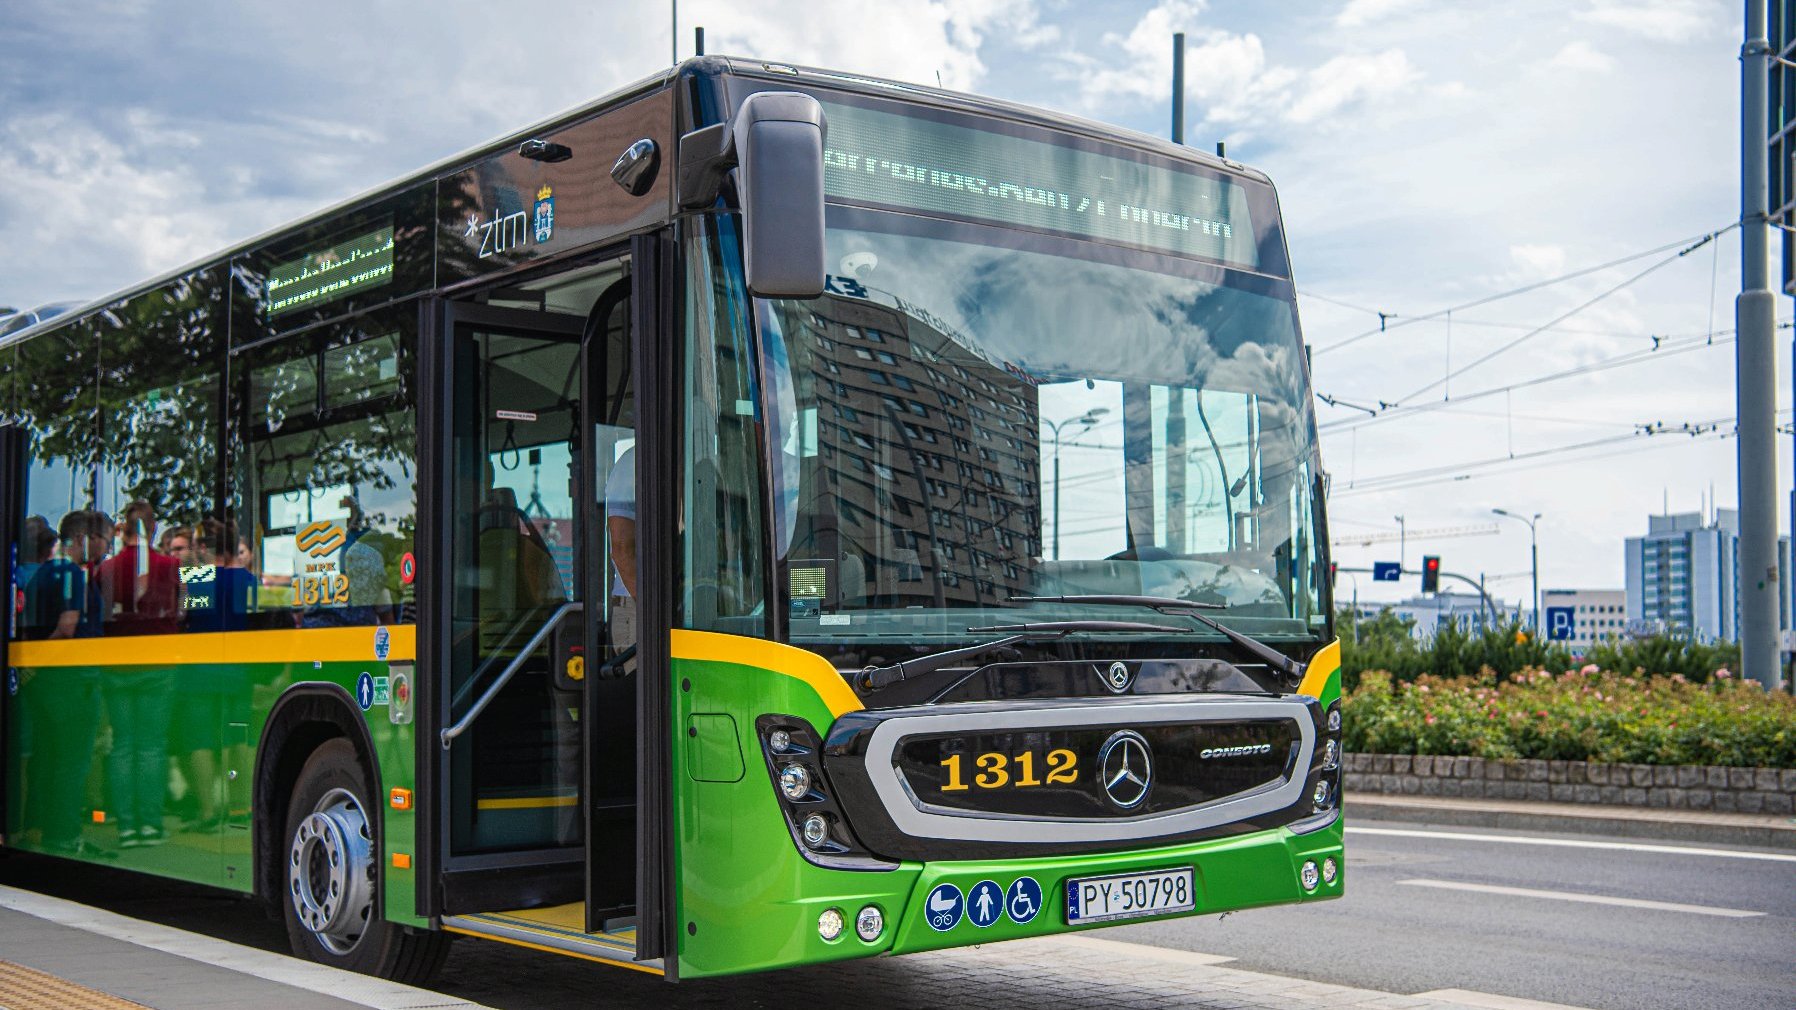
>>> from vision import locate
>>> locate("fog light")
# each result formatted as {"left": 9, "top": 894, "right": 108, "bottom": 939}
{"left": 1322, "top": 738, "right": 1340, "bottom": 768}
{"left": 802, "top": 813, "right": 830, "bottom": 848}
{"left": 1322, "top": 857, "right": 1339, "bottom": 885}
{"left": 1312, "top": 779, "right": 1332, "bottom": 810}
{"left": 1327, "top": 708, "right": 1342, "bottom": 732}
{"left": 818, "top": 907, "right": 844, "bottom": 941}
{"left": 780, "top": 763, "right": 812, "bottom": 800}
{"left": 856, "top": 905, "right": 884, "bottom": 942}
{"left": 769, "top": 729, "right": 792, "bottom": 753}
{"left": 1300, "top": 860, "right": 1320, "bottom": 891}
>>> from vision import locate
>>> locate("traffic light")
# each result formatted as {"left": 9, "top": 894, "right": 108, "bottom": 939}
{"left": 1420, "top": 555, "right": 1441, "bottom": 594}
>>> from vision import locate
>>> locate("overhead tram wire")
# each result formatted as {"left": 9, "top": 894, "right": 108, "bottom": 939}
{"left": 1332, "top": 409, "right": 1792, "bottom": 497}
{"left": 1316, "top": 323, "right": 1790, "bottom": 435}
{"left": 1312, "top": 222, "right": 1739, "bottom": 358}
{"left": 1392, "top": 230, "right": 1728, "bottom": 403}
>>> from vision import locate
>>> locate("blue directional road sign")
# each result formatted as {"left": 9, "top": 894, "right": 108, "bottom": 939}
{"left": 1545, "top": 606, "right": 1576, "bottom": 641}
{"left": 1006, "top": 876, "right": 1043, "bottom": 924}
{"left": 1373, "top": 562, "right": 1402, "bottom": 582}
{"left": 924, "top": 883, "right": 964, "bottom": 932}
{"left": 967, "top": 879, "right": 1002, "bottom": 928}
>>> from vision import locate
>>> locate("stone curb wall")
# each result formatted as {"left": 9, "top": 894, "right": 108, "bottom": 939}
{"left": 1343, "top": 753, "right": 1796, "bottom": 815}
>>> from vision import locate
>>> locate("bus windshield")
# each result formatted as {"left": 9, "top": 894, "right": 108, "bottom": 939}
{"left": 758, "top": 208, "right": 1325, "bottom": 643}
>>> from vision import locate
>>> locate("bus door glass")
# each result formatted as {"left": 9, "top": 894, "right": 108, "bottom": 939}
{"left": 442, "top": 258, "right": 636, "bottom": 922}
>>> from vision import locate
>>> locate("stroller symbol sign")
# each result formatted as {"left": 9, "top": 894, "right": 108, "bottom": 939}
{"left": 1006, "top": 876, "right": 1043, "bottom": 924}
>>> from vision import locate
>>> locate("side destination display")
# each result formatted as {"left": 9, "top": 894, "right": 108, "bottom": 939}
{"left": 265, "top": 225, "right": 396, "bottom": 317}
{"left": 819, "top": 99, "right": 1258, "bottom": 267}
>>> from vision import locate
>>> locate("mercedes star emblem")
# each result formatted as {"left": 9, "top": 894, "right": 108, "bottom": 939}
{"left": 1105, "top": 661, "right": 1133, "bottom": 693}
{"left": 1097, "top": 730, "right": 1153, "bottom": 810}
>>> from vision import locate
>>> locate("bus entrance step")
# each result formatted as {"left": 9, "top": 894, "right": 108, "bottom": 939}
{"left": 441, "top": 904, "right": 661, "bottom": 976}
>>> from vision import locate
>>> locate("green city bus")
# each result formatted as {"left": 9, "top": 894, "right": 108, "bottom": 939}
{"left": 0, "top": 56, "right": 1341, "bottom": 982}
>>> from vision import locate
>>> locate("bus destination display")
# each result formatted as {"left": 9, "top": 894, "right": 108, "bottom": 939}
{"left": 266, "top": 225, "right": 396, "bottom": 317}
{"left": 820, "top": 101, "right": 1257, "bottom": 267}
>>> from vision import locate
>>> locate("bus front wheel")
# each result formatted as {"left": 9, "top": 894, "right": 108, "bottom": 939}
{"left": 281, "top": 738, "right": 448, "bottom": 983}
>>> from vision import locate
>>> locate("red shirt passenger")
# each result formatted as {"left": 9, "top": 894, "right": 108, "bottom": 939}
{"left": 98, "top": 499, "right": 183, "bottom": 636}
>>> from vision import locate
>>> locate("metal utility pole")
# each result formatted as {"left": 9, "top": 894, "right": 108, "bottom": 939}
{"left": 1393, "top": 514, "right": 1406, "bottom": 569}
{"left": 1171, "top": 33, "right": 1185, "bottom": 144}
{"left": 1492, "top": 508, "right": 1541, "bottom": 633}
{"left": 671, "top": 0, "right": 678, "bottom": 65}
{"left": 1741, "top": 0, "right": 1782, "bottom": 690}
{"left": 1046, "top": 408, "right": 1109, "bottom": 559}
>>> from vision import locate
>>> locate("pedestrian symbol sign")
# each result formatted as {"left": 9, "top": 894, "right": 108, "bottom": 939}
{"left": 925, "top": 883, "right": 964, "bottom": 932}
{"left": 1006, "top": 876, "right": 1043, "bottom": 924}
{"left": 355, "top": 671, "right": 376, "bottom": 711}
{"left": 968, "top": 879, "right": 1002, "bottom": 928}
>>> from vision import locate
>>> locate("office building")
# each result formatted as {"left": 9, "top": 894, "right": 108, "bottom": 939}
{"left": 1623, "top": 509, "right": 1793, "bottom": 642}
{"left": 1539, "top": 588, "right": 1627, "bottom": 650}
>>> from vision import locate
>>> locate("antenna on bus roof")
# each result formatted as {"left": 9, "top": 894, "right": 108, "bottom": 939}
{"left": 1171, "top": 32, "right": 1185, "bottom": 144}
{"left": 695, "top": 26, "right": 705, "bottom": 56}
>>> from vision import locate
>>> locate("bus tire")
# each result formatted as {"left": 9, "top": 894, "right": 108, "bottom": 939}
{"left": 280, "top": 738, "right": 449, "bottom": 984}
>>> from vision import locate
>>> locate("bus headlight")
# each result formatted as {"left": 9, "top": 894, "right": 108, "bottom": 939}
{"left": 769, "top": 728, "right": 792, "bottom": 753}
{"left": 802, "top": 813, "right": 830, "bottom": 848}
{"left": 1322, "top": 738, "right": 1340, "bottom": 769}
{"left": 1300, "top": 860, "right": 1320, "bottom": 891}
{"left": 780, "top": 763, "right": 812, "bottom": 800}
{"left": 818, "top": 908, "right": 845, "bottom": 941}
{"left": 1312, "top": 778, "right": 1332, "bottom": 810}
{"left": 856, "top": 905, "right": 884, "bottom": 942}
{"left": 1322, "top": 857, "right": 1339, "bottom": 885}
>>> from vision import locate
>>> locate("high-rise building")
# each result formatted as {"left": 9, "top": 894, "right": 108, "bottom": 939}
{"left": 1623, "top": 510, "right": 1793, "bottom": 642}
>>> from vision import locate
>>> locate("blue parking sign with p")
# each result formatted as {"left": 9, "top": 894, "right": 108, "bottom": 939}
{"left": 1545, "top": 606, "right": 1576, "bottom": 641}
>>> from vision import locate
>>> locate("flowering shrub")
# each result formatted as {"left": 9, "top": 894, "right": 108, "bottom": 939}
{"left": 1344, "top": 667, "right": 1796, "bottom": 768}
{"left": 1339, "top": 609, "right": 1745, "bottom": 689}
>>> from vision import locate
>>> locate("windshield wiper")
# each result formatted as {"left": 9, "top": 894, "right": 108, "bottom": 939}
{"left": 1009, "top": 595, "right": 1306, "bottom": 682}
{"left": 855, "top": 620, "right": 1189, "bottom": 693}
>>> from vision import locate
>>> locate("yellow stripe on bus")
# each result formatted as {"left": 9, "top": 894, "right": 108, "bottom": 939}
{"left": 476, "top": 795, "right": 579, "bottom": 810}
{"left": 669, "top": 629, "right": 863, "bottom": 717}
{"left": 8, "top": 625, "right": 417, "bottom": 668}
{"left": 1297, "top": 639, "right": 1340, "bottom": 700}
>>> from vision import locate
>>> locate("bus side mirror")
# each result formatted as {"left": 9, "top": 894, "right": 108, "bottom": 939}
{"left": 733, "top": 92, "right": 827, "bottom": 299}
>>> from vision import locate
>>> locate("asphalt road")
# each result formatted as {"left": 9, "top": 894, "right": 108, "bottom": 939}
{"left": 1112, "top": 820, "right": 1796, "bottom": 1010}
{"left": 2, "top": 819, "right": 1791, "bottom": 1010}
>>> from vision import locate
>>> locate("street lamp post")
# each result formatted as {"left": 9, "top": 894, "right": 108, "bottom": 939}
{"left": 1493, "top": 508, "right": 1541, "bottom": 633}
{"left": 1393, "top": 514, "right": 1406, "bottom": 569}
{"left": 1046, "top": 408, "right": 1109, "bottom": 559}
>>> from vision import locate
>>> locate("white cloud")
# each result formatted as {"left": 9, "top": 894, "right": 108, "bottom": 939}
{"left": 1576, "top": 1, "right": 1719, "bottom": 43}
{"left": 1509, "top": 244, "right": 1570, "bottom": 278}
{"left": 692, "top": 0, "right": 1051, "bottom": 91}
{"left": 1546, "top": 40, "right": 1616, "bottom": 73}
{"left": 1286, "top": 49, "right": 1422, "bottom": 124}
{"left": 1336, "top": 0, "right": 1425, "bottom": 29}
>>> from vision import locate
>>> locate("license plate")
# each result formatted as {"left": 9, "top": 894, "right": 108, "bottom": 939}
{"left": 1064, "top": 867, "right": 1195, "bottom": 925}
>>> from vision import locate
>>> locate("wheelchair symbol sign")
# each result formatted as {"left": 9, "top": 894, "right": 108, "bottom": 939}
{"left": 1006, "top": 876, "right": 1043, "bottom": 924}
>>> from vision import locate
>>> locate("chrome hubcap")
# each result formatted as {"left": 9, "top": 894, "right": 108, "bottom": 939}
{"left": 288, "top": 787, "right": 374, "bottom": 955}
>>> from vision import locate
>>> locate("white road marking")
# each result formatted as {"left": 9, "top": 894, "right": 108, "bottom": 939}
{"left": 1396, "top": 878, "right": 1767, "bottom": 918}
{"left": 1348, "top": 825, "right": 1796, "bottom": 863}
{"left": 0, "top": 885, "right": 489, "bottom": 1009}
{"left": 1414, "top": 988, "right": 1597, "bottom": 1010}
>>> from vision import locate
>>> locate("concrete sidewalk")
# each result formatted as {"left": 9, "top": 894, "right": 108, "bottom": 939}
{"left": 0, "top": 886, "right": 482, "bottom": 1010}
{"left": 1347, "top": 791, "right": 1796, "bottom": 849}
{"left": 0, "top": 880, "right": 1601, "bottom": 1010}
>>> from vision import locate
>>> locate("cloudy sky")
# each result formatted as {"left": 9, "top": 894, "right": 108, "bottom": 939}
{"left": 0, "top": 0, "right": 1769, "bottom": 607}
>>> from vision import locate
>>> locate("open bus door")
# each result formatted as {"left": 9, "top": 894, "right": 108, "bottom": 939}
{"left": 429, "top": 233, "right": 674, "bottom": 975}
{"left": 0, "top": 423, "right": 23, "bottom": 845}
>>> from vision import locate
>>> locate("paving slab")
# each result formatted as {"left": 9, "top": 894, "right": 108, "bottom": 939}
{"left": 1346, "top": 792, "right": 1796, "bottom": 848}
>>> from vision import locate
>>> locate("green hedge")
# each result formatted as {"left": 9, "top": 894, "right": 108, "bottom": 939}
{"left": 1339, "top": 609, "right": 1744, "bottom": 689}
{"left": 1344, "top": 668, "right": 1796, "bottom": 768}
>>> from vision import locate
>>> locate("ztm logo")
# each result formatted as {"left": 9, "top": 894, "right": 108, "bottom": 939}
{"left": 296, "top": 521, "right": 347, "bottom": 557}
